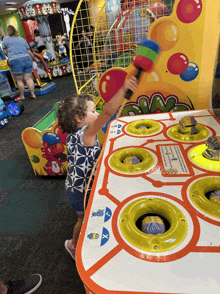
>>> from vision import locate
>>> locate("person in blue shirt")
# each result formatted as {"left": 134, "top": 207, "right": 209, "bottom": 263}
{"left": 2, "top": 25, "right": 39, "bottom": 100}
{"left": 57, "top": 76, "right": 137, "bottom": 260}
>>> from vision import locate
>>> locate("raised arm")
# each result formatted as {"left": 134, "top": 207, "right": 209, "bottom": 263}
{"left": 84, "top": 76, "right": 137, "bottom": 145}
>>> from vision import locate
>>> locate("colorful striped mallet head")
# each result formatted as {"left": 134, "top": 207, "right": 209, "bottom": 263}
{"left": 124, "top": 39, "right": 160, "bottom": 100}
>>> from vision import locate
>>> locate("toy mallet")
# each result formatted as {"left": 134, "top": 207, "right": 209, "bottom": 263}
{"left": 124, "top": 39, "right": 160, "bottom": 100}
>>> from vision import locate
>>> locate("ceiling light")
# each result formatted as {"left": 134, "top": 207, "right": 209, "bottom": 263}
{"left": 6, "top": 2, "right": 18, "bottom": 4}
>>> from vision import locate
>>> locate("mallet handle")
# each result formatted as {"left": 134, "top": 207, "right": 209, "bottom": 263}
{"left": 124, "top": 67, "right": 143, "bottom": 100}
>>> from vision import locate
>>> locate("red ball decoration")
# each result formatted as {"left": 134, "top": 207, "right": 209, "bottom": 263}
{"left": 99, "top": 69, "right": 127, "bottom": 102}
{"left": 176, "top": 0, "right": 202, "bottom": 23}
{"left": 167, "top": 53, "right": 189, "bottom": 75}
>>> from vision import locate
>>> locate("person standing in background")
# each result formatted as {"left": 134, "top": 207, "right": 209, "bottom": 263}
{"left": 31, "top": 29, "right": 46, "bottom": 54}
{"left": 2, "top": 25, "right": 39, "bottom": 100}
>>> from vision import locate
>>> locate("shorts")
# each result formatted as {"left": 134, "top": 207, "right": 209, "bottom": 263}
{"left": 67, "top": 190, "right": 90, "bottom": 215}
{"left": 9, "top": 56, "right": 33, "bottom": 75}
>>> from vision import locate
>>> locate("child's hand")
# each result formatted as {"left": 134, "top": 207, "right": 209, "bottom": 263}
{"left": 122, "top": 76, "right": 138, "bottom": 94}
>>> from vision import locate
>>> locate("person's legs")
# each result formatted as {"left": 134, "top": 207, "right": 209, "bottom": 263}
{"left": 64, "top": 213, "right": 84, "bottom": 260}
{"left": 72, "top": 213, "right": 84, "bottom": 248}
{"left": 65, "top": 190, "right": 87, "bottom": 259}
{"left": 24, "top": 73, "right": 36, "bottom": 99}
{"left": 23, "top": 56, "right": 36, "bottom": 99}
{"left": 13, "top": 74, "right": 25, "bottom": 100}
{"left": 0, "top": 279, "right": 8, "bottom": 294}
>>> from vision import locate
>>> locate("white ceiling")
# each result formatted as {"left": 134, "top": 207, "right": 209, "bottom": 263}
{"left": 0, "top": 0, "right": 71, "bottom": 16}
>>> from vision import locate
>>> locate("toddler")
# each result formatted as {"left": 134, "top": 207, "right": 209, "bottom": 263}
{"left": 57, "top": 76, "right": 137, "bottom": 260}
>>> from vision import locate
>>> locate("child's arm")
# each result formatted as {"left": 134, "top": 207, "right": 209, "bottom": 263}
{"left": 84, "top": 76, "right": 137, "bottom": 146}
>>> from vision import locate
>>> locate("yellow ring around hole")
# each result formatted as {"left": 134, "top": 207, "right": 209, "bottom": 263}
{"left": 126, "top": 119, "right": 161, "bottom": 136}
{"left": 190, "top": 145, "right": 220, "bottom": 171}
{"left": 168, "top": 124, "right": 209, "bottom": 142}
{"left": 119, "top": 197, "right": 187, "bottom": 252}
{"left": 109, "top": 148, "right": 154, "bottom": 174}
{"left": 189, "top": 177, "right": 220, "bottom": 218}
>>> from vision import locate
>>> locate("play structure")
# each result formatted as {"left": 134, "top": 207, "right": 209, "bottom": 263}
{"left": 77, "top": 109, "right": 220, "bottom": 294}
{"left": 21, "top": 102, "right": 68, "bottom": 176}
{"left": 18, "top": 0, "right": 72, "bottom": 78}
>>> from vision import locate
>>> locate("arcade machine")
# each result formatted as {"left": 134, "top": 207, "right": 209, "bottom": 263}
{"left": 21, "top": 102, "right": 67, "bottom": 176}
{"left": 18, "top": 0, "right": 72, "bottom": 79}
{"left": 77, "top": 108, "right": 220, "bottom": 294}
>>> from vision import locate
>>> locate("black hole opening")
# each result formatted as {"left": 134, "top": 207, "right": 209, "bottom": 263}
{"left": 136, "top": 125, "right": 150, "bottom": 129}
{"left": 122, "top": 155, "right": 142, "bottom": 164}
{"left": 205, "top": 190, "right": 220, "bottom": 201}
{"left": 136, "top": 213, "right": 170, "bottom": 234}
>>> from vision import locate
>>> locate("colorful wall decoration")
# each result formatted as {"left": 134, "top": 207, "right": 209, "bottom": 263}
{"left": 98, "top": 0, "right": 220, "bottom": 114}
{"left": 22, "top": 103, "right": 68, "bottom": 176}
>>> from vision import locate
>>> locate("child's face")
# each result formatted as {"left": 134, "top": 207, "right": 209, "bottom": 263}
{"left": 83, "top": 101, "right": 99, "bottom": 125}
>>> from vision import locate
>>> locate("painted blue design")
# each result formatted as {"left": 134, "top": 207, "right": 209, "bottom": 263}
{"left": 42, "top": 132, "right": 60, "bottom": 145}
{"left": 100, "top": 227, "right": 109, "bottom": 246}
{"left": 7, "top": 103, "right": 21, "bottom": 116}
{"left": 180, "top": 62, "right": 199, "bottom": 82}
{"left": 38, "top": 24, "right": 43, "bottom": 30}
{"left": 92, "top": 209, "right": 104, "bottom": 217}
{"left": 117, "top": 129, "right": 121, "bottom": 134}
{"left": 87, "top": 233, "right": 99, "bottom": 239}
{"left": 42, "top": 23, "right": 50, "bottom": 36}
{"left": 104, "top": 207, "right": 112, "bottom": 222}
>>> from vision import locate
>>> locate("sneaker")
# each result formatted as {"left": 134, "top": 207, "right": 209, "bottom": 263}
{"left": 5, "top": 274, "right": 42, "bottom": 294}
{"left": 64, "top": 240, "right": 76, "bottom": 260}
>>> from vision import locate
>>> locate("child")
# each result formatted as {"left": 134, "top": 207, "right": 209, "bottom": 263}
{"left": 31, "top": 29, "right": 46, "bottom": 53}
{"left": 57, "top": 76, "right": 138, "bottom": 260}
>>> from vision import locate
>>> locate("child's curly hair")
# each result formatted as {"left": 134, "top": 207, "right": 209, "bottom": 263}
{"left": 57, "top": 94, "right": 94, "bottom": 134}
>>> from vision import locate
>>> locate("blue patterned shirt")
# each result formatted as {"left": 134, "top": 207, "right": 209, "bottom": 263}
{"left": 65, "top": 125, "right": 101, "bottom": 193}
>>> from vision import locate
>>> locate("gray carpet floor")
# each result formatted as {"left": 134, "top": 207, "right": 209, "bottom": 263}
{"left": 0, "top": 74, "right": 86, "bottom": 293}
